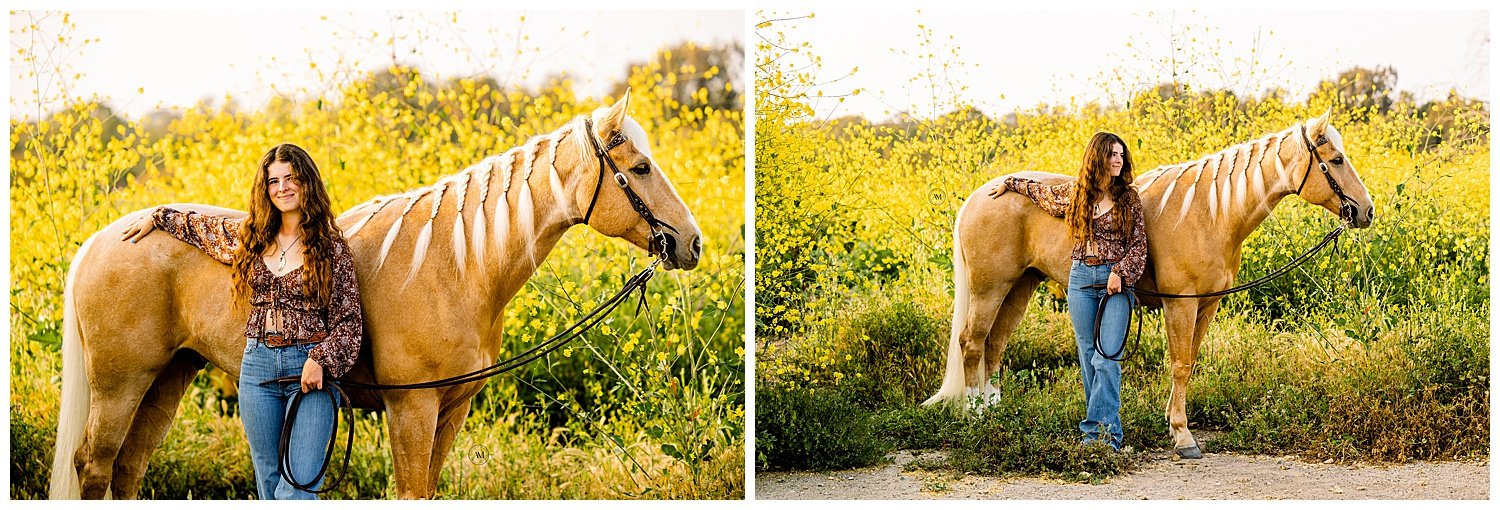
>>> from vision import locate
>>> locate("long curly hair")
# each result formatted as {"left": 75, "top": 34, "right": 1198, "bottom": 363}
{"left": 230, "top": 143, "right": 342, "bottom": 306}
{"left": 1066, "top": 132, "right": 1135, "bottom": 242}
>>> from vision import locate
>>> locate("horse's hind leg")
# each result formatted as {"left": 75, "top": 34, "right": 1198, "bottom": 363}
{"left": 960, "top": 285, "right": 1009, "bottom": 390}
{"left": 110, "top": 352, "right": 203, "bottom": 499}
{"left": 984, "top": 274, "right": 1043, "bottom": 389}
{"left": 76, "top": 368, "right": 159, "bottom": 498}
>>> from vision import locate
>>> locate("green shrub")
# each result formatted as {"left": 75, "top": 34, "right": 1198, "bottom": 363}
{"left": 945, "top": 404, "right": 1136, "bottom": 481}
{"left": 872, "top": 404, "right": 965, "bottom": 450}
{"left": 9, "top": 415, "right": 51, "bottom": 500}
{"left": 840, "top": 301, "right": 945, "bottom": 408}
{"left": 755, "top": 382, "right": 888, "bottom": 471}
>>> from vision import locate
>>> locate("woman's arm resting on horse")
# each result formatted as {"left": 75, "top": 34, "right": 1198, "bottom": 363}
{"left": 997, "top": 177, "right": 1071, "bottom": 218}
{"left": 123, "top": 207, "right": 244, "bottom": 264}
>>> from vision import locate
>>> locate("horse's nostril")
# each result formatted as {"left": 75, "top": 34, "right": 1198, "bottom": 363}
{"left": 692, "top": 235, "right": 702, "bottom": 256}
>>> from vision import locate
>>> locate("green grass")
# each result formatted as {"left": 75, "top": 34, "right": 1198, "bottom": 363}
{"left": 755, "top": 292, "right": 1489, "bottom": 479}
{"left": 11, "top": 336, "right": 744, "bottom": 500}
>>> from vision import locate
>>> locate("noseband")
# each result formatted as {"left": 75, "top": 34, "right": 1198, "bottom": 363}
{"left": 581, "top": 117, "right": 680, "bottom": 259}
{"left": 1295, "top": 124, "right": 1360, "bottom": 223}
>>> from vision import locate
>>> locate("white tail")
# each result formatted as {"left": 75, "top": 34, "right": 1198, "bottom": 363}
{"left": 50, "top": 232, "right": 98, "bottom": 499}
{"left": 923, "top": 194, "right": 975, "bottom": 406}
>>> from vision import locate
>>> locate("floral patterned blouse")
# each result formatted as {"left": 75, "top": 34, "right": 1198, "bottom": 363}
{"left": 1004, "top": 178, "right": 1150, "bottom": 285}
{"left": 152, "top": 207, "right": 363, "bottom": 378}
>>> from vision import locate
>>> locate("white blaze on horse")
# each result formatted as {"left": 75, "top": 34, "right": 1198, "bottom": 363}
{"left": 51, "top": 91, "right": 704, "bottom": 499}
{"left": 926, "top": 111, "right": 1375, "bottom": 457}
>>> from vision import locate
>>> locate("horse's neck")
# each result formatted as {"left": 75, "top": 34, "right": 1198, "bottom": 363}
{"left": 1136, "top": 129, "right": 1307, "bottom": 249}
{"left": 473, "top": 126, "right": 586, "bottom": 306}
{"left": 343, "top": 120, "right": 589, "bottom": 317}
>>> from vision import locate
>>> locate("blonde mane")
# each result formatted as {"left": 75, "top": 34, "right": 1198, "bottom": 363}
{"left": 1133, "top": 124, "right": 1339, "bottom": 226}
{"left": 340, "top": 113, "right": 655, "bottom": 288}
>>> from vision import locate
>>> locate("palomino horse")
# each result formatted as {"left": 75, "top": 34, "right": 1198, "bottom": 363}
{"left": 924, "top": 111, "right": 1374, "bottom": 457}
{"left": 51, "top": 92, "right": 704, "bottom": 499}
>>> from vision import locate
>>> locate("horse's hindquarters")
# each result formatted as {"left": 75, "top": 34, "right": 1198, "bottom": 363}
{"left": 58, "top": 210, "right": 252, "bottom": 498}
{"left": 73, "top": 234, "right": 248, "bottom": 375}
{"left": 958, "top": 193, "right": 1074, "bottom": 286}
{"left": 929, "top": 176, "right": 1078, "bottom": 406}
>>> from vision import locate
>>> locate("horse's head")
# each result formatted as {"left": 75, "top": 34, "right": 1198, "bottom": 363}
{"left": 573, "top": 90, "right": 703, "bottom": 270}
{"left": 1295, "top": 110, "right": 1375, "bottom": 228}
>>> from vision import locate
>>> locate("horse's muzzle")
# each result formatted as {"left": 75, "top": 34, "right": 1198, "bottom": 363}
{"left": 1348, "top": 203, "right": 1374, "bottom": 229}
{"left": 656, "top": 232, "right": 701, "bottom": 270}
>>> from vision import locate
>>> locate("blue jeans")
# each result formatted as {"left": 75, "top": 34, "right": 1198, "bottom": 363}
{"left": 239, "top": 339, "right": 339, "bottom": 500}
{"left": 1067, "top": 260, "right": 1134, "bottom": 450}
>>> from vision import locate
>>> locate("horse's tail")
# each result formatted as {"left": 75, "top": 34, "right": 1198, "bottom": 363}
{"left": 50, "top": 232, "right": 97, "bottom": 499}
{"left": 924, "top": 194, "right": 975, "bottom": 406}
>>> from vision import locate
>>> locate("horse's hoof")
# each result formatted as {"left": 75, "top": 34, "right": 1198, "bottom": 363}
{"left": 980, "top": 387, "right": 1003, "bottom": 406}
{"left": 1175, "top": 444, "right": 1203, "bottom": 459}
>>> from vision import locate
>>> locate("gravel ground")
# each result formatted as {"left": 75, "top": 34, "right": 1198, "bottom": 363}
{"left": 756, "top": 449, "right": 1490, "bottom": 500}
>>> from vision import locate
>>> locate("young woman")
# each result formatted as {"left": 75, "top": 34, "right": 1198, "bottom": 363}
{"left": 989, "top": 132, "right": 1147, "bottom": 450}
{"left": 121, "top": 143, "right": 362, "bottom": 498}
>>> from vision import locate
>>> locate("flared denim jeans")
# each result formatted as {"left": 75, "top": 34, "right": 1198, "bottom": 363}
{"left": 239, "top": 340, "right": 339, "bottom": 500}
{"left": 1067, "top": 260, "right": 1134, "bottom": 450}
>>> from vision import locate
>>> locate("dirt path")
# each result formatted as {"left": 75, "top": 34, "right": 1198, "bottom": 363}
{"left": 757, "top": 450, "right": 1489, "bottom": 500}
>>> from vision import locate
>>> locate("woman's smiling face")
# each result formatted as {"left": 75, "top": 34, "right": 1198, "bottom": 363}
{"left": 1108, "top": 143, "right": 1125, "bottom": 177}
{"left": 266, "top": 161, "right": 301, "bottom": 214}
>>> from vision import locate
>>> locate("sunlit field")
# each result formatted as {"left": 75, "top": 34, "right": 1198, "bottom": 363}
{"left": 11, "top": 14, "right": 744, "bottom": 499}
{"left": 754, "top": 14, "right": 1487, "bottom": 478}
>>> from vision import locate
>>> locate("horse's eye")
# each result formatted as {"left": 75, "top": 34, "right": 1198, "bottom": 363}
{"left": 1330, "top": 156, "right": 1344, "bottom": 166}
{"left": 631, "top": 163, "right": 651, "bottom": 175}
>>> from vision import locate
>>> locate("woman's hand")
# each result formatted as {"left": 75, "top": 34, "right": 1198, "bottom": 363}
{"left": 1107, "top": 272, "right": 1123, "bottom": 295}
{"left": 121, "top": 216, "right": 156, "bottom": 243}
{"left": 988, "top": 179, "right": 1010, "bottom": 199}
{"left": 301, "top": 358, "right": 324, "bottom": 393}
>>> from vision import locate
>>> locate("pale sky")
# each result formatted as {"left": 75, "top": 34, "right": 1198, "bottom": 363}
{"left": 769, "top": 10, "right": 1489, "bottom": 122}
{"left": 9, "top": 10, "right": 744, "bottom": 120}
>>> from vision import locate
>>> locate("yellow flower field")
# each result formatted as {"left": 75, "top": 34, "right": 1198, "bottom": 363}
{"left": 10, "top": 16, "right": 744, "bottom": 499}
{"left": 754, "top": 14, "right": 1487, "bottom": 474}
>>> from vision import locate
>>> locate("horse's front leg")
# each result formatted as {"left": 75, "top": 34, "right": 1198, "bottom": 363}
{"left": 385, "top": 389, "right": 441, "bottom": 499}
{"left": 1161, "top": 298, "right": 1204, "bottom": 458}
{"left": 428, "top": 382, "right": 484, "bottom": 494}
{"left": 1189, "top": 298, "right": 1223, "bottom": 373}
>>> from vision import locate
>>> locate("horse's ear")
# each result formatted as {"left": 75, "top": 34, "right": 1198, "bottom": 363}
{"left": 1308, "top": 108, "right": 1332, "bottom": 136}
{"left": 599, "top": 88, "right": 632, "bottom": 134}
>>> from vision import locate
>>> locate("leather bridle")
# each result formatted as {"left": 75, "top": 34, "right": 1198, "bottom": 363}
{"left": 581, "top": 117, "right": 679, "bottom": 259}
{"left": 1295, "top": 125, "right": 1360, "bottom": 224}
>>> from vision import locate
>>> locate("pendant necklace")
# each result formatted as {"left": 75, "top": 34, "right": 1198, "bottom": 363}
{"left": 276, "top": 234, "right": 303, "bottom": 273}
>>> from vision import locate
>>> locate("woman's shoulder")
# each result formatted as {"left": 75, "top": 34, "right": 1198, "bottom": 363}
{"left": 329, "top": 234, "right": 353, "bottom": 256}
